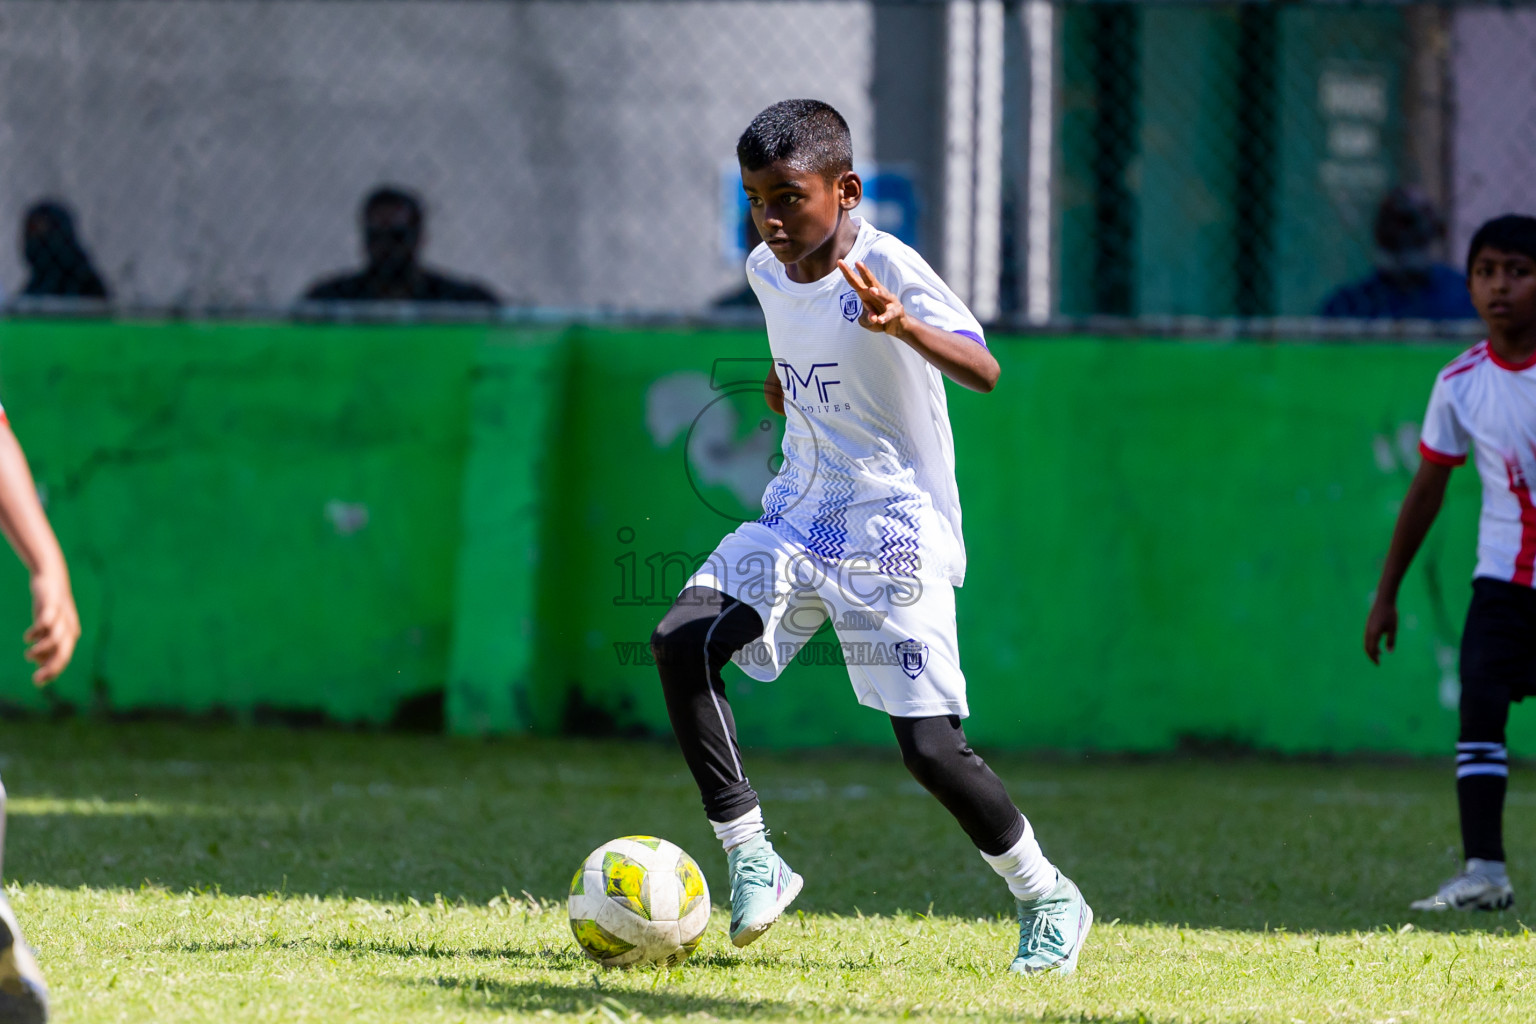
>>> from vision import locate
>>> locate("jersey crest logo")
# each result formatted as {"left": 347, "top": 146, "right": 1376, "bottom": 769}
{"left": 840, "top": 290, "right": 862, "bottom": 322}
{"left": 894, "top": 638, "right": 929, "bottom": 680}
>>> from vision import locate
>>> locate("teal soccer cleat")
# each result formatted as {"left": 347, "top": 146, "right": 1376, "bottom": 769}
{"left": 726, "top": 835, "right": 803, "bottom": 948}
{"left": 1010, "top": 872, "right": 1093, "bottom": 976}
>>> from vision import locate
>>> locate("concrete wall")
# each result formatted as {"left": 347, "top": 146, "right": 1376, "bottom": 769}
{"left": 0, "top": 0, "right": 873, "bottom": 311}
{"left": 1450, "top": 6, "right": 1536, "bottom": 262}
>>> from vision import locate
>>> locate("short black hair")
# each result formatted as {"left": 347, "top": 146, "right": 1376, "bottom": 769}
{"left": 363, "top": 185, "right": 423, "bottom": 226}
{"left": 1466, "top": 214, "right": 1536, "bottom": 275}
{"left": 737, "top": 99, "right": 853, "bottom": 180}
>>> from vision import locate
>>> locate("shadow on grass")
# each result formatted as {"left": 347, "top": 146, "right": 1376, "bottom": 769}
{"left": 14, "top": 799, "right": 1532, "bottom": 939}
{"left": 1112, "top": 914, "right": 1536, "bottom": 938}
{"left": 405, "top": 974, "right": 1197, "bottom": 1023}
{"left": 4, "top": 721, "right": 1534, "bottom": 938}
{"left": 166, "top": 933, "right": 897, "bottom": 977}
{"left": 406, "top": 974, "right": 787, "bottom": 1019}
{"left": 170, "top": 936, "right": 583, "bottom": 964}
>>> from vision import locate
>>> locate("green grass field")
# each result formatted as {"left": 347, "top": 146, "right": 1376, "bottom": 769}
{"left": 1, "top": 720, "right": 1532, "bottom": 1022}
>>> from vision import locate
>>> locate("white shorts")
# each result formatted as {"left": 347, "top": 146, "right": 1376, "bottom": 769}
{"left": 684, "top": 521, "right": 968, "bottom": 718}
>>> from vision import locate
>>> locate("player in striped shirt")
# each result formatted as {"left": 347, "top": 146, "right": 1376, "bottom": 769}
{"left": 652, "top": 100, "right": 1091, "bottom": 974}
{"left": 1366, "top": 214, "right": 1536, "bottom": 912}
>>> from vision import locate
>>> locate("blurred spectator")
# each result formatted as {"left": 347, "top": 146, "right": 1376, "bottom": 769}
{"left": 1319, "top": 186, "right": 1475, "bottom": 320}
{"left": 20, "top": 200, "right": 109, "bottom": 299}
{"left": 304, "top": 186, "right": 499, "bottom": 304}
{"left": 711, "top": 210, "right": 762, "bottom": 310}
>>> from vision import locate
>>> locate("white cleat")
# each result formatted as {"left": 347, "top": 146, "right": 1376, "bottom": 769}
{"left": 1410, "top": 865, "right": 1514, "bottom": 912}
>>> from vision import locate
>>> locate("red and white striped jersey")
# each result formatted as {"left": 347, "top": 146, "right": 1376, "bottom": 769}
{"left": 1419, "top": 340, "right": 1536, "bottom": 586}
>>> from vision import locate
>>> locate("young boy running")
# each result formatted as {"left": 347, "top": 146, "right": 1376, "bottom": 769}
{"left": 0, "top": 400, "right": 81, "bottom": 1022}
{"left": 1366, "top": 214, "right": 1536, "bottom": 911}
{"left": 652, "top": 99, "right": 1091, "bottom": 973}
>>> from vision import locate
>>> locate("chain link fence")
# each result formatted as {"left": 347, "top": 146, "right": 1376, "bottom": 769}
{"left": 0, "top": 0, "right": 1530, "bottom": 330}
{"left": 1048, "top": 1, "right": 1518, "bottom": 331}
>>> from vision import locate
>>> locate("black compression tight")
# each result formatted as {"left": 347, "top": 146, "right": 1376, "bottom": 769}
{"left": 654, "top": 586, "right": 1027, "bottom": 855}
{"left": 653, "top": 587, "right": 766, "bottom": 822}
{"left": 890, "top": 715, "right": 1026, "bottom": 856}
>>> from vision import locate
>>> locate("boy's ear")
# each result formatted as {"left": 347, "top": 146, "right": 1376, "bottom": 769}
{"left": 838, "top": 170, "right": 863, "bottom": 210}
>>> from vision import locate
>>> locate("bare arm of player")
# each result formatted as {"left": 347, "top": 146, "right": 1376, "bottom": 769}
{"left": 764, "top": 363, "right": 784, "bottom": 415}
{"left": 0, "top": 420, "right": 79, "bottom": 684}
{"left": 1364, "top": 458, "right": 1453, "bottom": 665}
{"left": 837, "top": 259, "right": 1000, "bottom": 394}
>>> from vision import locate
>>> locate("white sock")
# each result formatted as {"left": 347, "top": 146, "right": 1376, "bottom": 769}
{"left": 980, "top": 816, "right": 1058, "bottom": 902}
{"left": 1467, "top": 858, "right": 1509, "bottom": 886}
{"left": 710, "top": 806, "right": 766, "bottom": 851}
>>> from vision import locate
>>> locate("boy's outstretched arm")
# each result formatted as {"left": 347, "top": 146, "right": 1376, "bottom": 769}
{"left": 0, "top": 420, "right": 79, "bottom": 684}
{"left": 837, "top": 260, "right": 1000, "bottom": 393}
{"left": 1365, "top": 458, "right": 1453, "bottom": 664}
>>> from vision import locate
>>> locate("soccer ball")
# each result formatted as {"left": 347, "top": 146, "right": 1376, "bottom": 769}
{"left": 567, "top": 835, "right": 711, "bottom": 968}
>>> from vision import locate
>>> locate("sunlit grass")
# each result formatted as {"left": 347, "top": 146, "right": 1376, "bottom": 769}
{"left": 1, "top": 721, "right": 1532, "bottom": 1022}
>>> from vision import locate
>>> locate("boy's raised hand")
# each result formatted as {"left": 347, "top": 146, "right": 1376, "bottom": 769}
{"left": 837, "top": 259, "right": 905, "bottom": 336}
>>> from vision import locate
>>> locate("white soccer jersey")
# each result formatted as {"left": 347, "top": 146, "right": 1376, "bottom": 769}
{"left": 1419, "top": 340, "right": 1536, "bottom": 586}
{"left": 747, "top": 217, "right": 984, "bottom": 585}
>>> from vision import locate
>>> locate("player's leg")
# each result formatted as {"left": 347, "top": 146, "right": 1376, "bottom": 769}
{"left": 1457, "top": 683, "right": 1512, "bottom": 875}
{"left": 890, "top": 714, "right": 1091, "bottom": 974}
{"left": 0, "top": 777, "right": 48, "bottom": 1024}
{"left": 653, "top": 586, "right": 764, "bottom": 827}
{"left": 1410, "top": 687, "right": 1515, "bottom": 910}
{"left": 890, "top": 715, "right": 1051, "bottom": 887}
{"left": 652, "top": 586, "right": 802, "bottom": 946}
{"left": 1413, "top": 577, "right": 1524, "bottom": 911}
{"left": 1459, "top": 688, "right": 1511, "bottom": 868}
{"left": 828, "top": 564, "right": 1090, "bottom": 974}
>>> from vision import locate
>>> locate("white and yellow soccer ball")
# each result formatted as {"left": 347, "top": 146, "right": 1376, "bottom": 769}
{"left": 567, "top": 835, "right": 711, "bottom": 968}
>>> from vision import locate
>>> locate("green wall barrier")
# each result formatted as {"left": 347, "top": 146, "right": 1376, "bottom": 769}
{"left": 446, "top": 329, "right": 567, "bottom": 735}
{"left": 504, "top": 329, "right": 1488, "bottom": 755}
{"left": 0, "top": 320, "right": 487, "bottom": 723}
{"left": 0, "top": 320, "right": 1498, "bottom": 756}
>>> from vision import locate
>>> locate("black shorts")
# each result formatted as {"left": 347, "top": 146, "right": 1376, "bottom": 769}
{"left": 1461, "top": 577, "right": 1536, "bottom": 702}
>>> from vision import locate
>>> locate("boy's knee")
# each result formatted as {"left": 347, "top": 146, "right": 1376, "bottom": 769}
{"left": 655, "top": 589, "right": 761, "bottom": 663}
{"left": 650, "top": 621, "right": 688, "bottom": 671}
{"left": 648, "top": 614, "right": 697, "bottom": 669}
{"left": 895, "top": 717, "right": 969, "bottom": 786}
{"left": 900, "top": 745, "right": 941, "bottom": 789}
{"left": 649, "top": 618, "right": 670, "bottom": 656}
{"left": 1460, "top": 685, "right": 1511, "bottom": 743}
{"left": 651, "top": 606, "right": 710, "bottom": 671}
